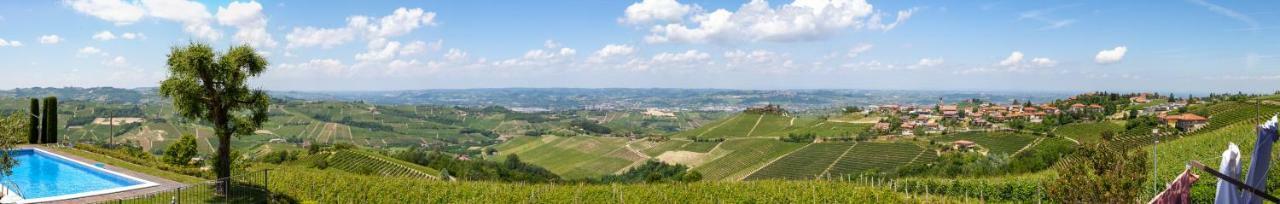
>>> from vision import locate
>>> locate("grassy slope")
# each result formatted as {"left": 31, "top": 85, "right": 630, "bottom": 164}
{"left": 49, "top": 146, "right": 206, "bottom": 184}
{"left": 1053, "top": 122, "right": 1123, "bottom": 143}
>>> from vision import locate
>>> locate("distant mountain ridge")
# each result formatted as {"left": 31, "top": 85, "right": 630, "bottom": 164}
{"left": 0, "top": 87, "right": 1074, "bottom": 110}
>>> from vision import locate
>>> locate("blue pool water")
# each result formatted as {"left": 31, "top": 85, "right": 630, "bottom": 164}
{"left": 4, "top": 149, "right": 144, "bottom": 199}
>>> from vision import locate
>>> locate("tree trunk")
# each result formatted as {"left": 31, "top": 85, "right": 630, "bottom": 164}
{"left": 214, "top": 111, "right": 231, "bottom": 195}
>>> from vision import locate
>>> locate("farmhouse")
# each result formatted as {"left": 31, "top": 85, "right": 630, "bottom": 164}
{"left": 1070, "top": 103, "right": 1086, "bottom": 112}
{"left": 873, "top": 122, "right": 892, "bottom": 131}
{"left": 1161, "top": 113, "right": 1208, "bottom": 131}
{"left": 952, "top": 140, "right": 977, "bottom": 150}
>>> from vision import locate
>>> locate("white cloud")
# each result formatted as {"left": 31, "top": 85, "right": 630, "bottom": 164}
{"left": 723, "top": 49, "right": 794, "bottom": 72}
{"left": 543, "top": 40, "right": 562, "bottom": 49}
{"left": 867, "top": 7, "right": 918, "bottom": 31}
{"left": 444, "top": 48, "right": 469, "bottom": 62}
{"left": 588, "top": 44, "right": 637, "bottom": 63}
{"left": 217, "top": 1, "right": 276, "bottom": 47}
{"left": 1095, "top": 46, "right": 1127, "bottom": 64}
{"left": 121, "top": 32, "right": 146, "bottom": 40}
{"left": 0, "top": 39, "right": 23, "bottom": 47}
{"left": 651, "top": 50, "right": 709, "bottom": 63}
{"left": 998, "top": 51, "right": 1024, "bottom": 67}
{"left": 495, "top": 46, "right": 578, "bottom": 67}
{"left": 1187, "top": 0, "right": 1259, "bottom": 31}
{"left": 103, "top": 56, "right": 129, "bottom": 67}
{"left": 621, "top": 0, "right": 694, "bottom": 24}
{"left": 641, "top": 0, "right": 916, "bottom": 43}
{"left": 847, "top": 43, "right": 874, "bottom": 58}
{"left": 78, "top": 46, "right": 106, "bottom": 56}
{"left": 39, "top": 35, "right": 63, "bottom": 44}
{"left": 988, "top": 51, "right": 1055, "bottom": 72}
{"left": 68, "top": 0, "right": 219, "bottom": 40}
{"left": 274, "top": 59, "right": 349, "bottom": 77}
{"left": 358, "top": 7, "right": 437, "bottom": 38}
{"left": 285, "top": 7, "right": 437, "bottom": 49}
{"left": 354, "top": 39, "right": 402, "bottom": 62}
{"left": 911, "top": 58, "right": 944, "bottom": 68}
{"left": 284, "top": 26, "right": 354, "bottom": 49}
{"left": 1017, "top": 5, "right": 1077, "bottom": 30}
{"left": 399, "top": 40, "right": 442, "bottom": 56}
{"left": 93, "top": 31, "right": 144, "bottom": 41}
{"left": 93, "top": 31, "right": 117, "bottom": 40}
{"left": 141, "top": 0, "right": 220, "bottom": 40}
{"left": 66, "top": 0, "right": 146, "bottom": 25}
{"left": 1030, "top": 57, "right": 1057, "bottom": 67}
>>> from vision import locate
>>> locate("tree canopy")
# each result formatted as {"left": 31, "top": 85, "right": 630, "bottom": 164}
{"left": 159, "top": 43, "right": 270, "bottom": 185}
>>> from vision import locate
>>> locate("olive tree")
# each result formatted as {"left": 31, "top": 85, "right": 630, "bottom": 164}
{"left": 0, "top": 113, "right": 24, "bottom": 199}
{"left": 159, "top": 43, "right": 269, "bottom": 192}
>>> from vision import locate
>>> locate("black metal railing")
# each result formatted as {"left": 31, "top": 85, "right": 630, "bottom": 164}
{"left": 106, "top": 169, "right": 272, "bottom": 204}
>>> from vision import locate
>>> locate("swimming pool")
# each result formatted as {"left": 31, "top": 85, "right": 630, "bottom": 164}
{"left": 0, "top": 148, "right": 157, "bottom": 203}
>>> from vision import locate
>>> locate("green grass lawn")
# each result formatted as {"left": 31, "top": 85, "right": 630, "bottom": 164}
{"left": 48, "top": 146, "right": 206, "bottom": 183}
{"left": 1053, "top": 122, "right": 1123, "bottom": 143}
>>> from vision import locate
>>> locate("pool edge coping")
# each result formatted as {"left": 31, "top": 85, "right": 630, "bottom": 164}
{"left": 9, "top": 147, "right": 160, "bottom": 203}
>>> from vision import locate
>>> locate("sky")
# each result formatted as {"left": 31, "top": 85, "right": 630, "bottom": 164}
{"left": 0, "top": 0, "right": 1277, "bottom": 93}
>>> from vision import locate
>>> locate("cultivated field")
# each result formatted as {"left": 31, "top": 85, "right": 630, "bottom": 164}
{"left": 690, "top": 139, "right": 806, "bottom": 181}
{"left": 934, "top": 132, "right": 1037, "bottom": 155}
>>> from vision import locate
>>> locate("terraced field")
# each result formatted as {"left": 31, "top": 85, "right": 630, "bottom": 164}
{"left": 493, "top": 136, "right": 644, "bottom": 179}
{"left": 325, "top": 150, "right": 441, "bottom": 179}
{"left": 691, "top": 139, "right": 806, "bottom": 181}
{"left": 827, "top": 142, "right": 933, "bottom": 177}
{"left": 745, "top": 142, "right": 855, "bottom": 180}
{"left": 934, "top": 132, "right": 1037, "bottom": 155}
{"left": 1053, "top": 122, "right": 1123, "bottom": 143}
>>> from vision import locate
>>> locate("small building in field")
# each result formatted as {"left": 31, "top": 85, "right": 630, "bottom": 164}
{"left": 952, "top": 140, "right": 977, "bottom": 150}
{"left": 873, "top": 122, "right": 892, "bottom": 131}
{"left": 1070, "top": 103, "right": 1086, "bottom": 112}
{"left": 1161, "top": 113, "right": 1208, "bottom": 131}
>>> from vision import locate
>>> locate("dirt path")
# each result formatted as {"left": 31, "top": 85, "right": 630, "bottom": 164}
{"left": 1012, "top": 137, "right": 1046, "bottom": 156}
{"left": 194, "top": 126, "right": 216, "bottom": 153}
{"left": 819, "top": 142, "right": 859, "bottom": 177}
{"left": 744, "top": 114, "right": 766, "bottom": 137}
{"left": 735, "top": 142, "right": 813, "bottom": 181}
{"left": 695, "top": 114, "right": 739, "bottom": 138}
{"left": 1062, "top": 136, "right": 1080, "bottom": 145}
{"left": 905, "top": 143, "right": 932, "bottom": 165}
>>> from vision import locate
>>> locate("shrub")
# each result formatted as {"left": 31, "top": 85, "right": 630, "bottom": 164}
{"left": 1046, "top": 142, "right": 1148, "bottom": 203}
{"left": 163, "top": 134, "right": 199, "bottom": 166}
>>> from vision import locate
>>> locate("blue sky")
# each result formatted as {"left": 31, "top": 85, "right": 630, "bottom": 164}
{"left": 0, "top": 0, "right": 1276, "bottom": 92}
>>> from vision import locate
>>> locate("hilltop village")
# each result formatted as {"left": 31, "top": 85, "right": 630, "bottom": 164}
{"left": 865, "top": 92, "right": 1207, "bottom": 137}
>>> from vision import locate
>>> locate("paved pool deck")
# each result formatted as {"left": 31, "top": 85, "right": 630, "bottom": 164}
{"left": 23, "top": 145, "right": 186, "bottom": 204}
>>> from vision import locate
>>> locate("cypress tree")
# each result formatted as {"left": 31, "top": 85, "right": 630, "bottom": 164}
{"left": 28, "top": 98, "right": 38, "bottom": 144}
{"left": 42, "top": 97, "right": 57, "bottom": 144}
